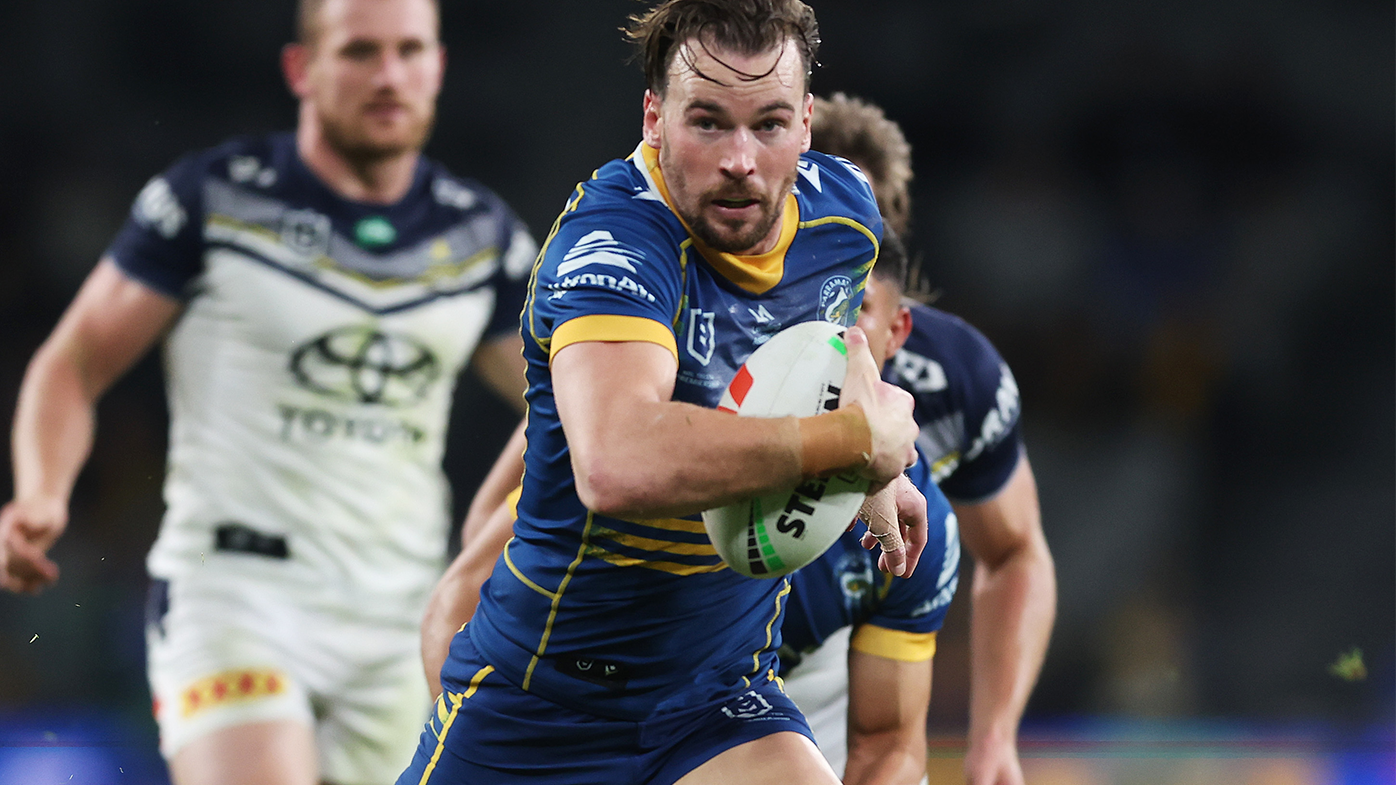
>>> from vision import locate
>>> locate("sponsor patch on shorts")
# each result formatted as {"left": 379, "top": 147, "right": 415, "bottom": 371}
{"left": 180, "top": 668, "right": 288, "bottom": 717}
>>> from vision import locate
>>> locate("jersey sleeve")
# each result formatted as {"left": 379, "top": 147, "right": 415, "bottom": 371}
{"left": 938, "top": 327, "right": 1024, "bottom": 503}
{"left": 525, "top": 190, "right": 684, "bottom": 363}
{"left": 483, "top": 208, "right": 538, "bottom": 340}
{"left": 104, "top": 153, "right": 207, "bottom": 299}
{"left": 850, "top": 456, "right": 961, "bottom": 663}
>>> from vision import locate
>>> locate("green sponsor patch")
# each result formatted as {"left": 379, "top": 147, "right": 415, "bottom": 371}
{"left": 354, "top": 216, "right": 397, "bottom": 248}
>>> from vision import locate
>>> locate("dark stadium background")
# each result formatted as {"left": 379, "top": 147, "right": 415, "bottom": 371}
{"left": 0, "top": 1, "right": 1390, "bottom": 782}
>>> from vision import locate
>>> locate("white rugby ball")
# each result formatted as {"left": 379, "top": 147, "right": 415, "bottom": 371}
{"left": 704, "top": 321, "right": 870, "bottom": 578}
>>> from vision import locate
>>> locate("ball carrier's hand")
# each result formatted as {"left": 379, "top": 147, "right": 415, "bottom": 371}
{"left": 821, "top": 326, "right": 925, "bottom": 576}
{"left": 857, "top": 474, "right": 929, "bottom": 577}
{"left": 834, "top": 328, "right": 918, "bottom": 489}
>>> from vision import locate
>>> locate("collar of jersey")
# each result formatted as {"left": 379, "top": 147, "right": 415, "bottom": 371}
{"left": 638, "top": 142, "right": 797, "bottom": 295}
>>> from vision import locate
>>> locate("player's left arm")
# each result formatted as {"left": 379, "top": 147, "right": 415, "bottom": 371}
{"left": 955, "top": 454, "right": 1054, "bottom": 785}
{"left": 844, "top": 646, "right": 932, "bottom": 785}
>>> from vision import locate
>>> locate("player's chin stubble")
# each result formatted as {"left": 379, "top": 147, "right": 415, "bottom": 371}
{"left": 320, "top": 106, "right": 435, "bottom": 164}
{"left": 685, "top": 202, "right": 780, "bottom": 254}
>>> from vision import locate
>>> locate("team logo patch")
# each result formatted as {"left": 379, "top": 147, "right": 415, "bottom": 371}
{"left": 280, "top": 209, "right": 331, "bottom": 256}
{"left": 290, "top": 326, "right": 440, "bottom": 406}
{"left": 819, "top": 275, "right": 853, "bottom": 325}
{"left": 721, "top": 690, "right": 774, "bottom": 720}
{"left": 686, "top": 309, "right": 717, "bottom": 366}
{"left": 180, "top": 668, "right": 287, "bottom": 718}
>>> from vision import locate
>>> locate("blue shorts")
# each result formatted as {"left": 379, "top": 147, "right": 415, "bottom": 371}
{"left": 397, "top": 634, "right": 813, "bottom": 785}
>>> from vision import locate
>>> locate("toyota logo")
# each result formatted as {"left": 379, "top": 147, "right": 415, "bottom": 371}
{"left": 290, "top": 327, "right": 440, "bottom": 407}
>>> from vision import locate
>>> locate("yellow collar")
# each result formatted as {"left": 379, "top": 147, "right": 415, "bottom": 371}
{"left": 640, "top": 143, "right": 797, "bottom": 295}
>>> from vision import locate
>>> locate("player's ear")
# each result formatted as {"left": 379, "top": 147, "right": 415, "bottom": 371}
{"left": 642, "top": 89, "right": 663, "bottom": 150}
{"left": 282, "top": 43, "right": 311, "bottom": 99}
{"left": 799, "top": 93, "right": 813, "bottom": 153}
{"left": 887, "top": 305, "right": 913, "bottom": 356}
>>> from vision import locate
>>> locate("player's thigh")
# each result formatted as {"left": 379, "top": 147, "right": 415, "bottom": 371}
{"left": 168, "top": 719, "right": 317, "bottom": 785}
{"left": 146, "top": 577, "right": 318, "bottom": 767}
{"left": 674, "top": 730, "right": 840, "bottom": 785}
{"left": 316, "top": 632, "right": 431, "bottom": 785}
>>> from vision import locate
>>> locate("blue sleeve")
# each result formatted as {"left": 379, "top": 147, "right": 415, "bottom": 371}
{"left": 939, "top": 330, "right": 1024, "bottom": 503}
{"left": 104, "top": 153, "right": 206, "bottom": 299}
{"left": 484, "top": 207, "right": 537, "bottom": 340}
{"left": 526, "top": 190, "right": 684, "bottom": 345}
{"left": 867, "top": 457, "right": 960, "bottom": 634}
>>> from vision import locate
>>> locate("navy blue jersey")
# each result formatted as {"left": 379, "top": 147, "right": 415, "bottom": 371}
{"left": 465, "top": 143, "right": 883, "bottom": 721}
{"left": 885, "top": 305, "right": 1023, "bottom": 503}
{"left": 780, "top": 447, "right": 960, "bottom": 669}
{"left": 107, "top": 132, "right": 532, "bottom": 333}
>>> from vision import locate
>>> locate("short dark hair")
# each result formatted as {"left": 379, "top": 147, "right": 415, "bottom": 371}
{"left": 872, "top": 225, "right": 909, "bottom": 295}
{"left": 296, "top": 0, "right": 440, "bottom": 46}
{"left": 811, "top": 93, "right": 912, "bottom": 236}
{"left": 624, "top": 0, "right": 821, "bottom": 97}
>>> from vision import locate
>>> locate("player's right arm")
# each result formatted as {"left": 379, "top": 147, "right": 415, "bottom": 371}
{"left": 553, "top": 326, "right": 914, "bottom": 519}
{"left": 1, "top": 259, "right": 182, "bottom": 593}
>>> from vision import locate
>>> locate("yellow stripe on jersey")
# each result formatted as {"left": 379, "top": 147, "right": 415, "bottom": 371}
{"left": 504, "top": 538, "right": 557, "bottom": 601}
{"left": 463, "top": 665, "right": 495, "bottom": 699}
{"left": 798, "top": 215, "right": 881, "bottom": 262}
{"left": 583, "top": 544, "right": 729, "bottom": 575}
{"left": 592, "top": 527, "right": 718, "bottom": 557}
{"left": 850, "top": 624, "right": 938, "bottom": 663}
{"left": 528, "top": 181, "right": 591, "bottom": 350}
{"left": 640, "top": 143, "right": 797, "bottom": 295}
{"left": 523, "top": 513, "right": 596, "bottom": 690}
{"left": 550, "top": 314, "right": 678, "bottom": 364}
{"left": 749, "top": 580, "right": 792, "bottom": 676}
{"left": 930, "top": 451, "right": 961, "bottom": 479}
{"left": 616, "top": 515, "right": 708, "bottom": 534}
{"left": 207, "top": 214, "right": 499, "bottom": 289}
{"left": 418, "top": 691, "right": 463, "bottom": 785}
{"left": 504, "top": 485, "right": 522, "bottom": 517}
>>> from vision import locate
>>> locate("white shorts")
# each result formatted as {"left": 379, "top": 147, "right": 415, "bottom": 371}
{"left": 782, "top": 626, "right": 853, "bottom": 776}
{"left": 145, "top": 572, "right": 430, "bottom": 785}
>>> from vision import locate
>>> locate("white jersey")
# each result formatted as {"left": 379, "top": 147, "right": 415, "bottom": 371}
{"left": 107, "top": 133, "right": 535, "bottom": 622}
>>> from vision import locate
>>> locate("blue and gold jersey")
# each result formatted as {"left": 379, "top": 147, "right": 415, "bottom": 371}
{"left": 466, "top": 143, "right": 882, "bottom": 721}
{"left": 779, "top": 447, "right": 960, "bottom": 670}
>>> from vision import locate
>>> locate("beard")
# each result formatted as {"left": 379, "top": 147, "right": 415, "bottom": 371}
{"left": 666, "top": 161, "right": 795, "bottom": 254}
{"left": 318, "top": 99, "right": 435, "bottom": 166}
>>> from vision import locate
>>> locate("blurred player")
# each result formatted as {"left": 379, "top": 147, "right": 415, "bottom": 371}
{"left": 761, "top": 228, "right": 956, "bottom": 785}
{"left": 797, "top": 92, "right": 1056, "bottom": 785}
{"left": 396, "top": 1, "right": 926, "bottom": 783}
{"left": 0, "top": 0, "right": 534, "bottom": 782}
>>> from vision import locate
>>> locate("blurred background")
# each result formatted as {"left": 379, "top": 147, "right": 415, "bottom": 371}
{"left": 0, "top": 0, "right": 1390, "bottom": 782}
